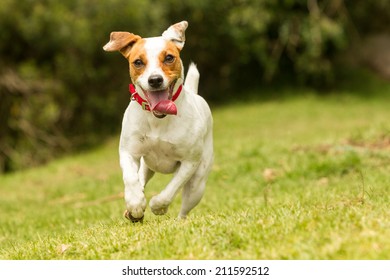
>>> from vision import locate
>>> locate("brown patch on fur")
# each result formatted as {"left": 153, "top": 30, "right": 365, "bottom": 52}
{"left": 158, "top": 41, "right": 182, "bottom": 82}
{"left": 103, "top": 32, "right": 141, "bottom": 58}
{"left": 128, "top": 39, "right": 148, "bottom": 83}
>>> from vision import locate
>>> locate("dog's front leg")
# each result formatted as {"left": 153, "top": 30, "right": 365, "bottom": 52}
{"left": 149, "top": 160, "right": 199, "bottom": 216}
{"left": 120, "top": 151, "right": 147, "bottom": 222}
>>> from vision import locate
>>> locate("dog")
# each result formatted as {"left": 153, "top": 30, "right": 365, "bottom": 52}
{"left": 103, "top": 21, "right": 213, "bottom": 221}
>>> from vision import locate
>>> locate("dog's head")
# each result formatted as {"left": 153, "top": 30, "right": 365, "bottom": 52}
{"left": 103, "top": 21, "right": 188, "bottom": 117}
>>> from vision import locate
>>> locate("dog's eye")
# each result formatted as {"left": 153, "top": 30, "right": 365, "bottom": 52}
{"left": 133, "top": 59, "right": 144, "bottom": 68}
{"left": 164, "top": 54, "right": 175, "bottom": 64}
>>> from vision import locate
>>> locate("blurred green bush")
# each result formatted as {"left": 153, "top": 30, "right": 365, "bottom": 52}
{"left": 0, "top": 0, "right": 389, "bottom": 172}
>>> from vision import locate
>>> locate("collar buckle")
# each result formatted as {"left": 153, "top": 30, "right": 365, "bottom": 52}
{"left": 141, "top": 101, "right": 150, "bottom": 111}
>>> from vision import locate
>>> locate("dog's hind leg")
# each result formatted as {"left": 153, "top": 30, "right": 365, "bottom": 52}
{"left": 138, "top": 157, "right": 154, "bottom": 188}
{"left": 149, "top": 160, "right": 199, "bottom": 216}
{"left": 178, "top": 157, "right": 212, "bottom": 219}
{"left": 179, "top": 175, "right": 207, "bottom": 219}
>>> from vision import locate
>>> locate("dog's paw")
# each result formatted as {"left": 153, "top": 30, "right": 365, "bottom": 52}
{"left": 124, "top": 194, "right": 146, "bottom": 222}
{"left": 123, "top": 209, "right": 144, "bottom": 223}
{"left": 149, "top": 196, "right": 169, "bottom": 215}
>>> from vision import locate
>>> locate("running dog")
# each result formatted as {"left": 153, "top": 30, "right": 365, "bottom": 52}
{"left": 103, "top": 21, "right": 213, "bottom": 221}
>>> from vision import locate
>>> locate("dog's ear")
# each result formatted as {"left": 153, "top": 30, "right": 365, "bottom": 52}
{"left": 103, "top": 32, "right": 141, "bottom": 58}
{"left": 162, "top": 21, "right": 188, "bottom": 50}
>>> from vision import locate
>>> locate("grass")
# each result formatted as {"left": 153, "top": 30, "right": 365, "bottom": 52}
{"left": 1, "top": 84, "right": 390, "bottom": 259}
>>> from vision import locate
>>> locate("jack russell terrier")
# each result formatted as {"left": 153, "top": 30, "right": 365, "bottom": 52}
{"left": 103, "top": 21, "right": 213, "bottom": 222}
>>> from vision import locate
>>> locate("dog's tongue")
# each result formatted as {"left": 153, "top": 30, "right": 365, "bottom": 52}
{"left": 152, "top": 100, "right": 177, "bottom": 115}
{"left": 146, "top": 90, "right": 177, "bottom": 115}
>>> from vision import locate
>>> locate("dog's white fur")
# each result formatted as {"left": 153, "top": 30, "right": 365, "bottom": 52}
{"left": 103, "top": 21, "right": 213, "bottom": 220}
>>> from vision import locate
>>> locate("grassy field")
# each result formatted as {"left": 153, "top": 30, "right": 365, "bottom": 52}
{"left": 1, "top": 85, "right": 390, "bottom": 259}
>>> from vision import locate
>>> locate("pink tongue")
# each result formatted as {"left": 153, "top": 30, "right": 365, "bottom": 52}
{"left": 152, "top": 100, "right": 177, "bottom": 115}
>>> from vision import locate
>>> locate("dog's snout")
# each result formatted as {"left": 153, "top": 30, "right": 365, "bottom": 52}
{"left": 148, "top": 75, "right": 164, "bottom": 88}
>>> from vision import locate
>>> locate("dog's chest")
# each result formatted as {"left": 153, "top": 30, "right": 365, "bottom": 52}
{"left": 122, "top": 104, "right": 205, "bottom": 174}
{"left": 129, "top": 122, "right": 201, "bottom": 173}
{"left": 138, "top": 136, "right": 181, "bottom": 173}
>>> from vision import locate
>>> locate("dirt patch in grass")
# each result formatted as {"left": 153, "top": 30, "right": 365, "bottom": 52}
{"left": 345, "top": 134, "right": 390, "bottom": 151}
{"left": 293, "top": 134, "right": 390, "bottom": 154}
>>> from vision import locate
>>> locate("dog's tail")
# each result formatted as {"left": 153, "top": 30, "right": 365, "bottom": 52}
{"left": 184, "top": 62, "right": 199, "bottom": 95}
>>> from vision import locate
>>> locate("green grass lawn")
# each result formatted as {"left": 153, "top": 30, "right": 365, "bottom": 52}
{"left": 1, "top": 86, "right": 390, "bottom": 259}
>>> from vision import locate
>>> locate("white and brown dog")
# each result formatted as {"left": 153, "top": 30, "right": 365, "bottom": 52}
{"left": 103, "top": 21, "right": 213, "bottom": 221}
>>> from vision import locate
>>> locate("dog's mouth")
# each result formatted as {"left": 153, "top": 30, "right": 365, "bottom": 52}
{"left": 142, "top": 82, "right": 177, "bottom": 118}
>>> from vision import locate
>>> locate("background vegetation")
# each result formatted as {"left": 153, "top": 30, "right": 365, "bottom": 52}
{"left": 1, "top": 0, "right": 390, "bottom": 172}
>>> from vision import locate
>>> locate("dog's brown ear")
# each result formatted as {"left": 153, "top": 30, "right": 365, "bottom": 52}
{"left": 162, "top": 21, "right": 188, "bottom": 50}
{"left": 103, "top": 32, "right": 141, "bottom": 58}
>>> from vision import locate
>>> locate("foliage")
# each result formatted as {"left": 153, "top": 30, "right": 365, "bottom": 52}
{"left": 1, "top": 89, "right": 390, "bottom": 259}
{"left": 0, "top": 0, "right": 389, "bottom": 172}
{"left": 0, "top": 0, "right": 165, "bottom": 171}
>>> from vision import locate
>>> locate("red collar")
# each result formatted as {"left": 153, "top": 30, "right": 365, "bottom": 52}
{"left": 129, "top": 84, "right": 183, "bottom": 111}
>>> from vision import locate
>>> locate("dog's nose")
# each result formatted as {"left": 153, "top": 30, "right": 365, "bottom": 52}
{"left": 148, "top": 75, "right": 164, "bottom": 88}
